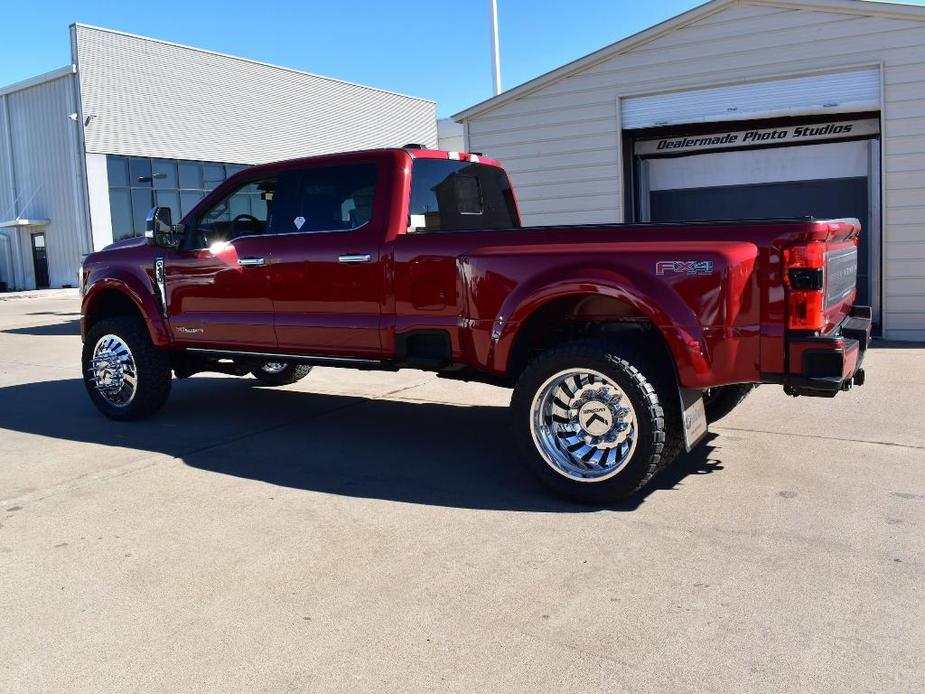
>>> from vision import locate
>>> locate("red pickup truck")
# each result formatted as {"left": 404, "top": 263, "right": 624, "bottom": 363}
{"left": 80, "top": 147, "right": 870, "bottom": 502}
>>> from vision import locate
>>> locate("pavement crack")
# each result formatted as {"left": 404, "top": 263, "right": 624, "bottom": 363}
{"left": 713, "top": 425, "right": 925, "bottom": 451}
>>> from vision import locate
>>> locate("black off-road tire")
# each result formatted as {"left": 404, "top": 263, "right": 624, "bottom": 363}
{"left": 511, "top": 339, "right": 681, "bottom": 504}
{"left": 703, "top": 384, "right": 756, "bottom": 424}
{"left": 82, "top": 316, "right": 172, "bottom": 421}
{"left": 250, "top": 362, "right": 313, "bottom": 386}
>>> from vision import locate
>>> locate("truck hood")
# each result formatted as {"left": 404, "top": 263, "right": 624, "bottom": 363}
{"left": 83, "top": 235, "right": 157, "bottom": 271}
{"left": 102, "top": 236, "right": 149, "bottom": 252}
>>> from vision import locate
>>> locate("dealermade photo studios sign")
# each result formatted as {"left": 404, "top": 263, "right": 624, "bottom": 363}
{"left": 635, "top": 118, "right": 880, "bottom": 156}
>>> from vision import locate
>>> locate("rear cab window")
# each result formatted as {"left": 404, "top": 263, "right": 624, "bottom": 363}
{"left": 409, "top": 159, "right": 520, "bottom": 232}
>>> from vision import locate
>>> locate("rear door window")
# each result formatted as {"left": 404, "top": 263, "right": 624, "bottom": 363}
{"left": 409, "top": 159, "right": 519, "bottom": 232}
{"left": 270, "top": 163, "right": 378, "bottom": 235}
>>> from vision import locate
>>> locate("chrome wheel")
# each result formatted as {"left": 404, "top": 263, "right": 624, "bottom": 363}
{"left": 530, "top": 368, "right": 638, "bottom": 482}
{"left": 261, "top": 362, "right": 288, "bottom": 374}
{"left": 87, "top": 334, "right": 138, "bottom": 407}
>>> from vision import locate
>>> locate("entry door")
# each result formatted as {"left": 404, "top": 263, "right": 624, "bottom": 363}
{"left": 31, "top": 233, "right": 49, "bottom": 288}
{"left": 641, "top": 140, "right": 874, "bottom": 310}
{"left": 267, "top": 161, "right": 384, "bottom": 357}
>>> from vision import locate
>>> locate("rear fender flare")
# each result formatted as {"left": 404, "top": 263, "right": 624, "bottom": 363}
{"left": 491, "top": 265, "right": 710, "bottom": 384}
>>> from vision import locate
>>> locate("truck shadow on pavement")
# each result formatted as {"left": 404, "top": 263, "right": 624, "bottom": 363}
{"left": 0, "top": 375, "right": 722, "bottom": 512}
{"left": 2, "top": 318, "right": 82, "bottom": 336}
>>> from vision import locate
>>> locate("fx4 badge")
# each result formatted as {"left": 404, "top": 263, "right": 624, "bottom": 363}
{"left": 655, "top": 260, "right": 715, "bottom": 276}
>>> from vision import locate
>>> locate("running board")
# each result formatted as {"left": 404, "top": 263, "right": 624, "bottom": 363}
{"left": 184, "top": 348, "right": 396, "bottom": 371}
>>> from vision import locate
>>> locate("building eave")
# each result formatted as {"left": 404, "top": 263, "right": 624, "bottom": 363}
{"left": 0, "top": 65, "right": 76, "bottom": 98}
{"left": 754, "top": 0, "right": 925, "bottom": 19}
{"left": 452, "top": 0, "right": 925, "bottom": 122}
{"left": 0, "top": 219, "right": 51, "bottom": 228}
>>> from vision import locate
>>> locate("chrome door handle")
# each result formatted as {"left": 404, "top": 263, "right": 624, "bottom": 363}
{"left": 238, "top": 257, "right": 265, "bottom": 266}
{"left": 338, "top": 254, "right": 372, "bottom": 264}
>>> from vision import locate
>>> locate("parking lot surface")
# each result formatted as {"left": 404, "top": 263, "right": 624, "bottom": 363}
{"left": 1, "top": 291, "right": 923, "bottom": 693}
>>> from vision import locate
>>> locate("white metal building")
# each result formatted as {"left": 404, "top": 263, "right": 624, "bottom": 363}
{"left": 0, "top": 24, "right": 437, "bottom": 291}
{"left": 437, "top": 118, "right": 466, "bottom": 152}
{"left": 456, "top": 0, "right": 925, "bottom": 340}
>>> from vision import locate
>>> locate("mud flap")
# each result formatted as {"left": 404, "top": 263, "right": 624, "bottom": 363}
{"left": 678, "top": 387, "right": 708, "bottom": 452}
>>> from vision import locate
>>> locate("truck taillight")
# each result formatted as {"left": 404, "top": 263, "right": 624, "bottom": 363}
{"left": 783, "top": 241, "right": 826, "bottom": 331}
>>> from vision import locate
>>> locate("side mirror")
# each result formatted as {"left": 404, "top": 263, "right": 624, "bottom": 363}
{"left": 144, "top": 207, "right": 181, "bottom": 248}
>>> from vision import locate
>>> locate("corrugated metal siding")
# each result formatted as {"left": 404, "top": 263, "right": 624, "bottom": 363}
{"left": 4, "top": 75, "right": 85, "bottom": 288}
{"left": 462, "top": 1, "right": 925, "bottom": 340}
{"left": 0, "top": 96, "right": 17, "bottom": 290}
{"left": 0, "top": 98, "right": 14, "bottom": 219}
{"left": 74, "top": 25, "right": 437, "bottom": 164}
{"left": 437, "top": 118, "right": 465, "bottom": 151}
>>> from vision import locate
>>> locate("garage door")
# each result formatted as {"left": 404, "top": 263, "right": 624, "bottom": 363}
{"left": 621, "top": 68, "right": 880, "bottom": 129}
{"left": 639, "top": 139, "right": 877, "bottom": 315}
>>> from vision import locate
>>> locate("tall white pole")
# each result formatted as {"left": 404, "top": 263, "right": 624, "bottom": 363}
{"left": 489, "top": 0, "right": 502, "bottom": 95}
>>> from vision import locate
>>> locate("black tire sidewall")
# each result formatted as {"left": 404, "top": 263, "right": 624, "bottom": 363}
{"left": 82, "top": 317, "right": 171, "bottom": 420}
{"left": 512, "top": 341, "right": 668, "bottom": 504}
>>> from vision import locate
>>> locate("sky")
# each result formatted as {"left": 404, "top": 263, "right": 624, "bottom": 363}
{"left": 0, "top": 0, "right": 719, "bottom": 117}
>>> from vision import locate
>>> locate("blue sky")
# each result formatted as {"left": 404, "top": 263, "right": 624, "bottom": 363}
{"left": 3, "top": 1, "right": 923, "bottom": 117}
{"left": 0, "top": 0, "right": 711, "bottom": 116}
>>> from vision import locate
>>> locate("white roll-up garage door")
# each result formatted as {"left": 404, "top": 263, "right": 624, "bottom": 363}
{"left": 622, "top": 68, "right": 880, "bottom": 129}
{"left": 646, "top": 140, "right": 871, "bottom": 191}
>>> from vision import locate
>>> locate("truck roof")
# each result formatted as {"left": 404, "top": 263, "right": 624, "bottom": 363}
{"left": 234, "top": 147, "right": 502, "bottom": 183}
{"left": 401, "top": 147, "right": 501, "bottom": 168}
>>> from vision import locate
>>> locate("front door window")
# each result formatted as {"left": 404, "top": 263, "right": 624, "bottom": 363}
{"left": 187, "top": 177, "right": 279, "bottom": 250}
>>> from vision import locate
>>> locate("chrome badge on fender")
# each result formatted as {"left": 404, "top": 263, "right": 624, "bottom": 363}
{"left": 655, "top": 260, "right": 715, "bottom": 276}
{"left": 154, "top": 257, "right": 168, "bottom": 318}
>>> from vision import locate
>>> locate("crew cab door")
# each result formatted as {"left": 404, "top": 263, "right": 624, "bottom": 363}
{"left": 267, "top": 160, "right": 385, "bottom": 356}
{"left": 164, "top": 175, "right": 280, "bottom": 349}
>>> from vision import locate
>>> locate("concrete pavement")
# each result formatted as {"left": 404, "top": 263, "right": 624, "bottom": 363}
{"left": 0, "top": 292, "right": 922, "bottom": 693}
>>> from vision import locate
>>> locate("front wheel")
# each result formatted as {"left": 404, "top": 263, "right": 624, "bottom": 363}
{"left": 250, "top": 362, "right": 312, "bottom": 386}
{"left": 511, "top": 340, "right": 677, "bottom": 504}
{"left": 82, "top": 316, "right": 172, "bottom": 420}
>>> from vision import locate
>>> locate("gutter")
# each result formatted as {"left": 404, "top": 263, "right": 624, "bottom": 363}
{"left": 0, "top": 218, "right": 51, "bottom": 228}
